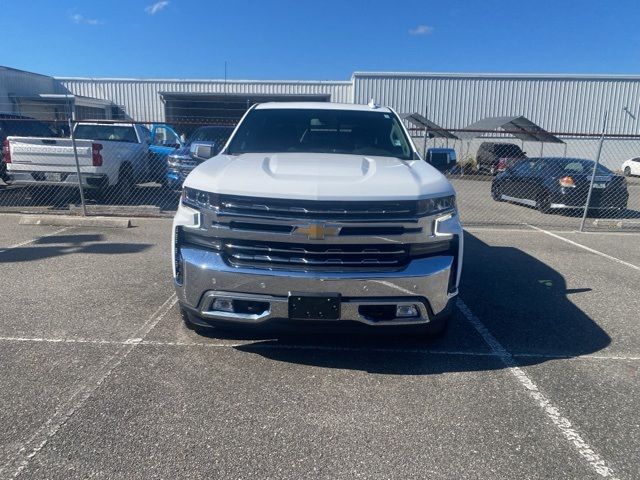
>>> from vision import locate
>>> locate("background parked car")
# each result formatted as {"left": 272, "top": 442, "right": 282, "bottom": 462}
{"left": 491, "top": 157, "right": 628, "bottom": 215}
{"left": 1, "top": 114, "right": 56, "bottom": 183}
{"left": 476, "top": 142, "right": 527, "bottom": 175}
{"left": 166, "top": 125, "right": 234, "bottom": 189}
{"left": 621, "top": 157, "right": 640, "bottom": 177}
{"left": 425, "top": 147, "right": 457, "bottom": 173}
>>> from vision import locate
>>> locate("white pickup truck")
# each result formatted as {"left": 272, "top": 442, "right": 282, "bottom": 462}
{"left": 5, "top": 122, "right": 181, "bottom": 199}
{"left": 173, "top": 102, "right": 463, "bottom": 335}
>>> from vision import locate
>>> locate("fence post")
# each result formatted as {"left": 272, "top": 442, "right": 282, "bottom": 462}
{"left": 423, "top": 128, "right": 429, "bottom": 160}
{"left": 68, "top": 119, "right": 87, "bottom": 217}
{"left": 579, "top": 111, "right": 608, "bottom": 232}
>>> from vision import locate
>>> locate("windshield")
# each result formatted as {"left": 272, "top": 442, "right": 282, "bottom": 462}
{"left": 1, "top": 120, "right": 55, "bottom": 138}
{"left": 498, "top": 144, "right": 525, "bottom": 157}
{"left": 429, "top": 152, "right": 450, "bottom": 164}
{"left": 556, "top": 159, "right": 613, "bottom": 175}
{"left": 190, "top": 126, "right": 234, "bottom": 143}
{"left": 226, "top": 108, "right": 414, "bottom": 160}
{"left": 74, "top": 125, "right": 138, "bottom": 143}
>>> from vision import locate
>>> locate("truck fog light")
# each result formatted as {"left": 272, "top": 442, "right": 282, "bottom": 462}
{"left": 212, "top": 298, "right": 234, "bottom": 313}
{"left": 396, "top": 305, "right": 419, "bottom": 318}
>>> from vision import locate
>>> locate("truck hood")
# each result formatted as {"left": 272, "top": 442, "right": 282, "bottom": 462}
{"left": 184, "top": 152, "right": 454, "bottom": 201}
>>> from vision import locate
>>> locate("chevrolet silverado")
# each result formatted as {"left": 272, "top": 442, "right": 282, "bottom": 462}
{"left": 172, "top": 102, "right": 463, "bottom": 335}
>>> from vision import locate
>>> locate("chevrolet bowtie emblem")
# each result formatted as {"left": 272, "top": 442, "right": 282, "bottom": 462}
{"left": 295, "top": 223, "right": 341, "bottom": 240}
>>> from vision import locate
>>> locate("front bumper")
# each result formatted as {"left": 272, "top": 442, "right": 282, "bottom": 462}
{"left": 166, "top": 167, "right": 192, "bottom": 189}
{"left": 176, "top": 244, "right": 458, "bottom": 327}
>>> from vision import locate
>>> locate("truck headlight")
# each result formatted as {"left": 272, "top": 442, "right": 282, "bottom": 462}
{"left": 416, "top": 195, "right": 456, "bottom": 216}
{"left": 168, "top": 154, "right": 192, "bottom": 167}
{"left": 181, "top": 187, "right": 219, "bottom": 210}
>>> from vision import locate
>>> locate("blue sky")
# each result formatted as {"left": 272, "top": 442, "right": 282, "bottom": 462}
{"left": 3, "top": 0, "right": 640, "bottom": 80}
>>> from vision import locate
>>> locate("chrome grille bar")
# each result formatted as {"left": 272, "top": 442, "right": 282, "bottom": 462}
{"left": 223, "top": 240, "right": 410, "bottom": 269}
{"left": 219, "top": 195, "right": 417, "bottom": 220}
{"left": 225, "top": 243, "right": 407, "bottom": 256}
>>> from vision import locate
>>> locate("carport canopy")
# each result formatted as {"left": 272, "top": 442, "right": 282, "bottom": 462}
{"left": 402, "top": 113, "right": 459, "bottom": 139}
{"left": 456, "top": 115, "right": 564, "bottom": 144}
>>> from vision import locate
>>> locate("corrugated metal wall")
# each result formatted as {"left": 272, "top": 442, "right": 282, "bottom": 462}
{"left": 56, "top": 73, "right": 640, "bottom": 135}
{"left": 52, "top": 72, "right": 640, "bottom": 168}
{"left": 55, "top": 78, "right": 353, "bottom": 122}
{"left": 352, "top": 73, "right": 640, "bottom": 135}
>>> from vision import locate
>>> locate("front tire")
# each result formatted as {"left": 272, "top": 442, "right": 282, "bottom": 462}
{"left": 180, "top": 306, "right": 195, "bottom": 330}
{"left": 537, "top": 191, "right": 552, "bottom": 214}
{"left": 624, "top": 166, "right": 632, "bottom": 177}
{"left": 491, "top": 183, "right": 503, "bottom": 201}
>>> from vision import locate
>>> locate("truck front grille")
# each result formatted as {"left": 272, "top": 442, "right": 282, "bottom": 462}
{"left": 219, "top": 195, "right": 417, "bottom": 220}
{"left": 223, "top": 240, "right": 410, "bottom": 270}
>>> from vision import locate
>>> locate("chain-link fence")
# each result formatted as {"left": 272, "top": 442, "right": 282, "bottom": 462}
{"left": 410, "top": 127, "right": 640, "bottom": 230}
{"left": 1, "top": 101, "right": 640, "bottom": 231}
{"left": 1, "top": 113, "right": 234, "bottom": 217}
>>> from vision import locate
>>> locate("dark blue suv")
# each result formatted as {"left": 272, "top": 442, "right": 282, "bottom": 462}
{"left": 166, "top": 125, "right": 234, "bottom": 189}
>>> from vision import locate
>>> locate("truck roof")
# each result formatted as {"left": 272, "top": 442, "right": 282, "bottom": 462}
{"left": 76, "top": 121, "right": 137, "bottom": 127}
{"left": 254, "top": 102, "right": 393, "bottom": 113}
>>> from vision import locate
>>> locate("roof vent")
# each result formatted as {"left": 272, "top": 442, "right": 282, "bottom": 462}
{"left": 368, "top": 98, "right": 380, "bottom": 109}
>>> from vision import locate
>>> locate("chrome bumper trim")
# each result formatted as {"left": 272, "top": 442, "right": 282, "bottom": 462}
{"left": 550, "top": 203, "right": 626, "bottom": 210}
{"left": 176, "top": 246, "right": 456, "bottom": 325}
{"left": 190, "top": 291, "right": 441, "bottom": 326}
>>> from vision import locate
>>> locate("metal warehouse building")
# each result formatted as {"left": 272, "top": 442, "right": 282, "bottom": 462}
{"left": 3, "top": 66, "right": 640, "bottom": 166}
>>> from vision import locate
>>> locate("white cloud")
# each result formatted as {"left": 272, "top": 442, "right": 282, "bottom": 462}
{"left": 145, "top": 1, "right": 169, "bottom": 15}
{"left": 71, "top": 13, "right": 101, "bottom": 25}
{"left": 409, "top": 25, "right": 434, "bottom": 35}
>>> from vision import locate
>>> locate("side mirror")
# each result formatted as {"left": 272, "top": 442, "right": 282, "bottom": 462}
{"left": 191, "top": 143, "right": 214, "bottom": 160}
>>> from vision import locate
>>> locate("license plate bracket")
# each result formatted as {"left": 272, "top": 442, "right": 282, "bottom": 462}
{"left": 45, "top": 172, "right": 63, "bottom": 182}
{"left": 288, "top": 293, "right": 341, "bottom": 320}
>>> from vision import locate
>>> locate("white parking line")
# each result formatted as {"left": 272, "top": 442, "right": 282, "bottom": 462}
{"left": 526, "top": 224, "right": 640, "bottom": 272}
{"left": 0, "top": 335, "right": 638, "bottom": 361}
{"left": 465, "top": 226, "right": 640, "bottom": 236}
{"left": 0, "top": 227, "right": 70, "bottom": 254}
{"left": 465, "top": 226, "right": 549, "bottom": 234}
{"left": 456, "top": 298, "right": 620, "bottom": 480}
{"left": 1, "top": 294, "right": 177, "bottom": 479}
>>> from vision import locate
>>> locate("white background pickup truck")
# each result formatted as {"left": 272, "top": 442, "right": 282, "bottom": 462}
{"left": 5, "top": 122, "right": 181, "bottom": 199}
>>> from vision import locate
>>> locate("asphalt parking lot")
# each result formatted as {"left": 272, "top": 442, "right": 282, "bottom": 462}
{"left": 0, "top": 215, "right": 639, "bottom": 479}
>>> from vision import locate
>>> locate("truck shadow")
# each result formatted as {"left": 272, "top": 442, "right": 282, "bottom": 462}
{"left": 0, "top": 233, "right": 152, "bottom": 263}
{"left": 198, "top": 232, "right": 612, "bottom": 375}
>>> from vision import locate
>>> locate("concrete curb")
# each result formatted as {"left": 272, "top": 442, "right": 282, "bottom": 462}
{"left": 19, "top": 215, "right": 132, "bottom": 229}
{"left": 69, "top": 204, "right": 161, "bottom": 216}
{"left": 592, "top": 219, "right": 640, "bottom": 230}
